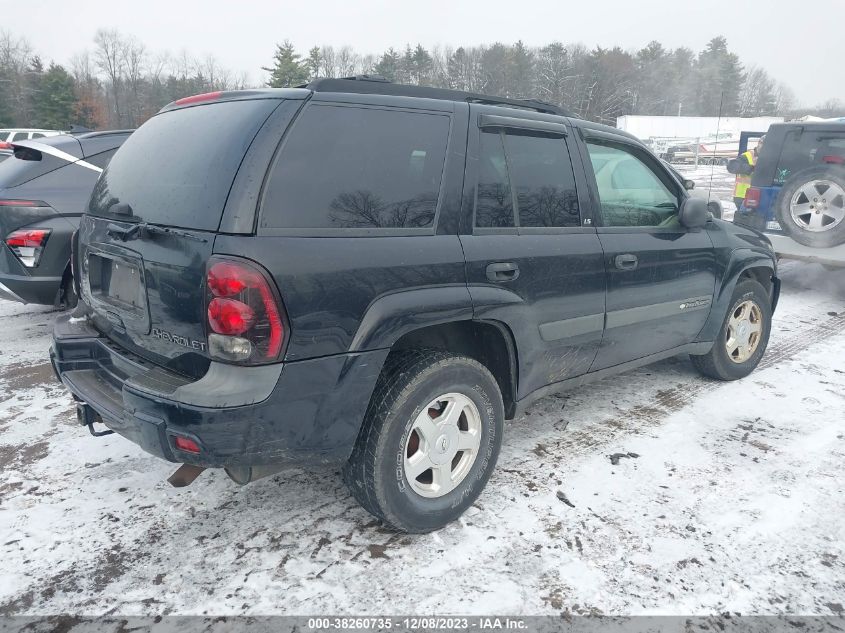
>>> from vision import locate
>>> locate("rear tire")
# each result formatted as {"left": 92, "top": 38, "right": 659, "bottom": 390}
{"left": 691, "top": 279, "right": 772, "bottom": 381}
{"left": 343, "top": 350, "right": 503, "bottom": 533}
{"left": 59, "top": 268, "right": 78, "bottom": 310}
{"left": 775, "top": 166, "right": 845, "bottom": 248}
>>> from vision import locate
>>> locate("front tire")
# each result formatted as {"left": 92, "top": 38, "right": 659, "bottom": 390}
{"left": 343, "top": 350, "right": 504, "bottom": 533}
{"left": 691, "top": 279, "right": 772, "bottom": 381}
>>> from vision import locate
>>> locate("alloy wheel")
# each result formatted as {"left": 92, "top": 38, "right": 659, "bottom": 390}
{"left": 789, "top": 180, "right": 845, "bottom": 232}
{"left": 726, "top": 299, "right": 763, "bottom": 363}
{"left": 403, "top": 392, "right": 482, "bottom": 498}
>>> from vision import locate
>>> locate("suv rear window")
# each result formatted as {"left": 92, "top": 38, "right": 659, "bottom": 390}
{"left": 88, "top": 99, "right": 280, "bottom": 231}
{"left": 260, "top": 104, "right": 449, "bottom": 230}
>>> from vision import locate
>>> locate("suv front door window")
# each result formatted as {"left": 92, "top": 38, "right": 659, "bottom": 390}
{"left": 584, "top": 136, "right": 717, "bottom": 370}
{"left": 587, "top": 143, "right": 680, "bottom": 228}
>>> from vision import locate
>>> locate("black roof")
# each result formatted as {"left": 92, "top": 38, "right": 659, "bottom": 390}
{"left": 304, "top": 76, "right": 575, "bottom": 118}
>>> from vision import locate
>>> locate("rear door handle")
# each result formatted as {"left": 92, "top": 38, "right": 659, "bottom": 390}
{"left": 486, "top": 262, "right": 520, "bottom": 282}
{"left": 615, "top": 254, "right": 638, "bottom": 270}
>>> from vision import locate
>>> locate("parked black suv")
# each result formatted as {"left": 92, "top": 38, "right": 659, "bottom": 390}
{"left": 0, "top": 130, "right": 131, "bottom": 306}
{"left": 51, "top": 78, "right": 779, "bottom": 532}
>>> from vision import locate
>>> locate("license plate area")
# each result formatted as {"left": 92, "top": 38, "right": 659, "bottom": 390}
{"left": 89, "top": 254, "right": 144, "bottom": 309}
{"left": 83, "top": 246, "right": 150, "bottom": 333}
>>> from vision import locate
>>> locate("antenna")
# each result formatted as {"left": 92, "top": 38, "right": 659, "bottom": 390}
{"left": 707, "top": 91, "right": 725, "bottom": 206}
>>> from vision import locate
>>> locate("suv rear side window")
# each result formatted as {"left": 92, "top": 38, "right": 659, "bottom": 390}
{"left": 89, "top": 99, "right": 281, "bottom": 231}
{"left": 475, "top": 130, "right": 514, "bottom": 228}
{"left": 474, "top": 129, "right": 580, "bottom": 229}
{"left": 775, "top": 129, "right": 845, "bottom": 184}
{"left": 260, "top": 104, "right": 449, "bottom": 230}
{"left": 505, "top": 132, "right": 580, "bottom": 228}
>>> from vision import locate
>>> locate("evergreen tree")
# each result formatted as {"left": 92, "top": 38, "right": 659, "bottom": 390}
{"left": 411, "top": 44, "right": 432, "bottom": 85}
{"left": 263, "top": 41, "right": 308, "bottom": 88}
{"left": 306, "top": 46, "right": 322, "bottom": 80}
{"left": 33, "top": 63, "right": 77, "bottom": 129}
{"left": 374, "top": 48, "right": 400, "bottom": 82}
{"left": 695, "top": 37, "right": 744, "bottom": 116}
{"left": 509, "top": 40, "right": 534, "bottom": 98}
{"left": 480, "top": 43, "right": 510, "bottom": 96}
{"left": 397, "top": 45, "right": 415, "bottom": 84}
{"left": 634, "top": 41, "right": 669, "bottom": 114}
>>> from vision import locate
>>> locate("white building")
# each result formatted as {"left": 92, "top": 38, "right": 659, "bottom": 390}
{"left": 616, "top": 115, "right": 783, "bottom": 141}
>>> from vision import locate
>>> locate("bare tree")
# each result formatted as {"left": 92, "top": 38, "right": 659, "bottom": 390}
{"left": 335, "top": 46, "right": 359, "bottom": 77}
{"left": 93, "top": 29, "right": 126, "bottom": 126}
{"left": 123, "top": 36, "right": 146, "bottom": 125}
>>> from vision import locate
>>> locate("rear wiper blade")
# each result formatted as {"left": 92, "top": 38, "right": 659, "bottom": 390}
{"left": 142, "top": 224, "right": 208, "bottom": 243}
{"left": 106, "top": 221, "right": 207, "bottom": 243}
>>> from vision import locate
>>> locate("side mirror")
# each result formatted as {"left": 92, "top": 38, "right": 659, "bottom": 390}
{"left": 683, "top": 179, "right": 695, "bottom": 191}
{"left": 679, "top": 197, "right": 709, "bottom": 229}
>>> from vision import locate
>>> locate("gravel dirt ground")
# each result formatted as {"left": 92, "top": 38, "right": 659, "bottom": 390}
{"left": 0, "top": 250, "right": 843, "bottom": 615}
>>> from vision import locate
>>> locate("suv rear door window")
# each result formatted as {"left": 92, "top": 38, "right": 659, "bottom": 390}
{"left": 260, "top": 104, "right": 449, "bottom": 230}
{"left": 475, "top": 130, "right": 514, "bottom": 228}
{"left": 505, "top": 132, "right": 580, "bottom": 228}
{"left": 88, "top": 98, "right": 281, "bottom": 231}
{"left": 474, "top": 128, "right": 580, "bottom": 229}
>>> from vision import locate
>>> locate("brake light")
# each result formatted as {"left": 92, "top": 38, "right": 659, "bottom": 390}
{"left": 0, "top": 199, "right": 47, "bottom": 207}
{"left": 174, "top": 91, "right": 223, "bottom": 106}
{"left": 208, "top": 298, "right": 256, "bottom": 336}
{"left": 822, "top": 155, "right": 845, "bottom": 165}
{"left": 173, "top": 436, "right": 200, "bottom": 454}
{"left": 205, "top": 257, "right": 286, "bottom": 363}
{"left": 744, "top": 187, "right": 761, "bottom": 209}
{"left": 5, "top": 228, "right": 51, "bottom": 267}
{"left": 0, "top": 141, "right": 12, "bottom": 150}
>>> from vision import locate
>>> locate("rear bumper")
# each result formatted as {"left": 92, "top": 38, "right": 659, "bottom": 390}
{"left": 51, "top": 314, "right": 388, "bottom": 468}
{"left": 766, "top": 234, "right": 845, "bottom": 267}
{"left": 0, "top": 272, "right": 62, "bottom": 304}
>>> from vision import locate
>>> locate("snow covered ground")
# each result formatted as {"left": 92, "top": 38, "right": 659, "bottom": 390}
{"left": 1, "top": 264, "right": 844, "bottom": 616}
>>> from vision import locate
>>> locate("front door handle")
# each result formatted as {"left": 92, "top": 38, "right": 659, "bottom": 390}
{"left": 615, "top": 254, "right": 638, "bottom": 270}
{"left": 486, "top": 262, "right": 520, "bottom": 282}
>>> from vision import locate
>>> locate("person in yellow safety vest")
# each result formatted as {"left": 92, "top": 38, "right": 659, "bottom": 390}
{"left": 734, "top": 135, "right": 765, "bottom": 210}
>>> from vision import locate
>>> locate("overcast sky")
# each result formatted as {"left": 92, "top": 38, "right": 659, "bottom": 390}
{"left": 6, "top": 0, "right": 843, "bottom": 106}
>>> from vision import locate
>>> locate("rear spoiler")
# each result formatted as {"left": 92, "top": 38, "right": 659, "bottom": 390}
{"left": 9, "top": 139, "right": 103, "bottom": 174}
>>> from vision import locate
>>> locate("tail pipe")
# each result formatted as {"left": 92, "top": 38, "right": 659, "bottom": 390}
{"left": 224, "top": 464, "right": 287, "bottom": 485}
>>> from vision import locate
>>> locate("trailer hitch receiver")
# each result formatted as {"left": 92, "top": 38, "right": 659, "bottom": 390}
{"left": 76, "top": 403, "right": 114, "bottom": 437}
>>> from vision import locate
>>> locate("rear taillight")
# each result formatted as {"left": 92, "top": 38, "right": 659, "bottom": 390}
{"left": 822, "top": 155, "right": 845, "bottom": 165}
{"left": 205, "top": 257, "right": 287, "bottom": 364}
{"left": 0, "top": 142, "right": 12, "bottom": 150}
{"left": 744, "top": 187, "right": 761, "bottom": 209}
{"left": 5, "top": 228, "right": 51, "bottom": 267}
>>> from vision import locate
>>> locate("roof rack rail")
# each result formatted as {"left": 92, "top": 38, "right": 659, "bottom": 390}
{"left": 304, "top": 77, "right": 574, "bottom": 118}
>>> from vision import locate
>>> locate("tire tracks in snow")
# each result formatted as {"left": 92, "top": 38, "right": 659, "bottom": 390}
{"left": 508, "top": 309, "right": 845, "bottom": 472}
